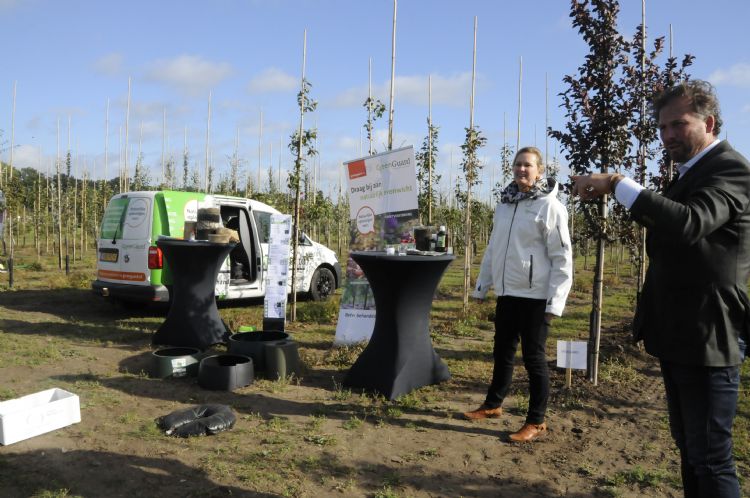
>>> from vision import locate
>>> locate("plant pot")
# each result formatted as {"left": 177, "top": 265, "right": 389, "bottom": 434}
{"left": 198, "top": 354, "right": 254, "bottom": 391}
{"left": 227, "top": 331, "right": 290, "bottom": 373}
{"left": 150, "top": 347, "right": 204, "bottom": 379}
{"left": 264, "top": 340, "right": 301, "bottom": 380}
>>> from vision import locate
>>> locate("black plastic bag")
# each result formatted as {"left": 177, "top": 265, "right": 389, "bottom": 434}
{"left": 156, "top": 404, "right": 236, "bottom": 437}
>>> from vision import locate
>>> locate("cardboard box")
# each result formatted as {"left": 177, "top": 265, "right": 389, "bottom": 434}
{"left": 0, "top": 388, "right": 81, "bottom": 445}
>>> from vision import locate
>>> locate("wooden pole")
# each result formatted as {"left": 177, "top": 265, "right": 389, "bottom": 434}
{"left": 125, "top": 77, "right": 131, "bottom": 192}
{"left": 9, "top": 80, "right": 17, "bottom": 183}
{"left": 428, "top": 74, "right": 433, "bottom": 225}
{"left": 387, "top": 0, "right": 397, "bottom": 150}
{"left": 291, "top": 29, "right": 308, "bottom": 323}
{"left": 162, "top": 106, "right": 166, "bottom": 186}
{"left": 516, "top": 57, "right": 522, "bottom": 153}
{"left": 258, "top": 108, "right": 263, "bottom": 193}
{"left": 463, "top": 16, "right": 478, "bottom": 311}
{"left": 56, "top": 118, "right": 63, "bottom": 270}
{"left": 205, "top": 91, "right": 212, "bottom": 193}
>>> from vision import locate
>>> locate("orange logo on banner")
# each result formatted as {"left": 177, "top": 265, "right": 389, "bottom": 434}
{"left": 98, "top": 269, "right": 147, "bottom": 282}
{"left": 347, "top": 160, "right": 367, "bottom": 180}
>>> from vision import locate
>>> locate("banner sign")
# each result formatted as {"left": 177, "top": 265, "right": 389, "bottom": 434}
{"left": 264, "top": 214, "right": 293, "bottom": 323}
{"left": 334, "top": 146, "right": 419, "bottom": 345}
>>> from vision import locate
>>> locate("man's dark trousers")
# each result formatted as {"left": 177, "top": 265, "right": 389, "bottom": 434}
{"left": 660, "top": 338, "right": 746, "bottom": 498}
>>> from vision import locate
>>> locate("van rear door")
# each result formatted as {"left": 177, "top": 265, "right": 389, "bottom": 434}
{"left": 98, "top": 195, "right": 153, "bottom": 286}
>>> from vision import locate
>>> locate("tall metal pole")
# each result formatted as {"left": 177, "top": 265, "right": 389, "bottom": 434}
{"left": 387, "top": 0, "right": 397, "bottom": 150}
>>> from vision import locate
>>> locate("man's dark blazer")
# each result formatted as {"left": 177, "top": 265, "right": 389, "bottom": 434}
{"left": 630, "top": 140, "right": 750, "bottom": 367}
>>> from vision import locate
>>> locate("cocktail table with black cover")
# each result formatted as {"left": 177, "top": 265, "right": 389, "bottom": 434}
{"left": 153, "top": 239, "right": 235, "bottom": 350}
{"left": 343, "top": 251, "right": 454, "bottom": 400}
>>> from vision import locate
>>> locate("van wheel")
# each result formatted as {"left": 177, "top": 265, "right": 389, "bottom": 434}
{"left": 310, "top": 267, "right": 335, "bottom": 301}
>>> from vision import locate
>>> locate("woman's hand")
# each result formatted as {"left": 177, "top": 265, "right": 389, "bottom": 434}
{"left": 544, "top": 313, "right": 555, "bottom": 325}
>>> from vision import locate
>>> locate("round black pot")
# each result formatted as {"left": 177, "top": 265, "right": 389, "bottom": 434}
{"left": 227, "top": 331, "right": 290, "bottom": 373}
{"left": 198, "top": 354, "right": 254, "bottom": 391}
{"left": 151, "top": 347, "right": 204, "bottom": 379}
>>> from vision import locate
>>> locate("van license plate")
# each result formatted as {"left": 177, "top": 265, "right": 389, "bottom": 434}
{"left": 99, "top": 250, "right": 118, "bottom": 263}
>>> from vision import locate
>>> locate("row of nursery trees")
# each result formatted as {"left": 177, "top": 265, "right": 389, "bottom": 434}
{"left": 0, "top": 1, "right": 694, "bottom": 379}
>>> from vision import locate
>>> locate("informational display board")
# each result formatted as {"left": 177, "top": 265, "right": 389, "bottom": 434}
{"left": 334, "top": 146, "right": 419, "bottom": 345}
{"left": 264, "top": 214, "right": 292, "bottom": 329}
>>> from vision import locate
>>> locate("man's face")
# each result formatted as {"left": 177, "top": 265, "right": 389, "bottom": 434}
{"left": 658, "top": 95, "right": 715, "bottom": 163}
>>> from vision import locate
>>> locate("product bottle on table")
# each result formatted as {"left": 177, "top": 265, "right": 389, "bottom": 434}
{"left": 436, "top": 226, "right": 447, "bottom": 252}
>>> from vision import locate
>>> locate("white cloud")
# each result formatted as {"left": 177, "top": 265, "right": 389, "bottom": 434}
{"left": 331, "top": 72, "right": 474, "bottom": 108}
{"left": 247, "top": 67, "right": 298, "bottom": 94}
{"left": 145, "top": 55, "right": 233, "bottom": 97}
{"left": 10, "top": 144, "right": 43, "bottom": 170}
{"left": 93, "top": 53, "right": 124, "bottom": 76}
{"left": 708, "top": 63, "right": 750, "bottom": 88}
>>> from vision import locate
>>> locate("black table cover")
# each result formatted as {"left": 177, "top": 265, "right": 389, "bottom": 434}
{"left": 153, "top": 239, "right": 235, "bottom": 350}
{"left": 343, "top": 251, "right": 454, "bottom": 399}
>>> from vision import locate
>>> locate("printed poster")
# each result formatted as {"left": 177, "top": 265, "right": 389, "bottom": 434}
{"left": 334, "top": 146, "right": 420, "bottom": 345}
{"left": 264, "top": 214, "right": 292, "bottom": 321}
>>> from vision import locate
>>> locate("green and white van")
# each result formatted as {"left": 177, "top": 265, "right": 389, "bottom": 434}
{"left": 92, "top": 190, "right": 341, "bottom": 305}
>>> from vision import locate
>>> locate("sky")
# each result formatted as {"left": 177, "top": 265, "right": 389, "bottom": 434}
{"left": 2, "top": 0, "right": 749, "bottom": 202}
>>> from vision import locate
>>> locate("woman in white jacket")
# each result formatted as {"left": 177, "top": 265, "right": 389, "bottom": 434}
{"left": 463, "top": 146, "right": 573, "bottom": 443}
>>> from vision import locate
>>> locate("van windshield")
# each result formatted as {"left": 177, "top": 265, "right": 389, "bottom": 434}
{"left": 100, "top": 197, "right": 152, "bottom": 240}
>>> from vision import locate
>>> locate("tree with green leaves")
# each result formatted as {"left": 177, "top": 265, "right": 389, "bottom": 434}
{"left": 459, "top": 125, "right": 487, "bottom": 310}
{"left": 549, "top": 0, "right": 633, "bottom": 384}
{"left": 363, "top": 96, "right": 386, "bottom": 156}
{"left": 288, "top": 36, "right": 318, "bottom": 321}
{"left": 415, "top": 120, "right": 440, "bottom": 224}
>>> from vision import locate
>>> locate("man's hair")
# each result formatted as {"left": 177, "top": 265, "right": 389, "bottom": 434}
{"left": 652, "top": 79, "right": 722, "bottom": 136}
{"left": 513, "top": 146, "right": 545, "bottom": 174}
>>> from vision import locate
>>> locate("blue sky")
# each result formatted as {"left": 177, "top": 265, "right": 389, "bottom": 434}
{"left": 2, "top": 0, "right": 749, "bottom": 201}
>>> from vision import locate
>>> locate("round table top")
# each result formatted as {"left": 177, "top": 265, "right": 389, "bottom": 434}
{"left": 156, "top": 238, "right": 236, "bottom": 249}
{"left": 351, "top": 250, "right": 455, "bottom": 263}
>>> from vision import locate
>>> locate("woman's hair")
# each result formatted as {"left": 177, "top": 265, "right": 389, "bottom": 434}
{"left": 512, "top": 146, "right": 545, "bottom": 175}
{"left": 652, "top": 79, "right": 722, "bottom": 136}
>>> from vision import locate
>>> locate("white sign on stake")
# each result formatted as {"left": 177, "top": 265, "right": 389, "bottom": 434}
{"left": 556, "top": 340, "right": 588, "bottom": 370}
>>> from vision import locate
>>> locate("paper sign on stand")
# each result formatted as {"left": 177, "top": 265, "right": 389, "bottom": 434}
{"left": 557, "top": 340, "right": 587, "bottom": 388}
{"left": 263, "top": 214, "right": 292, "bottom": 331}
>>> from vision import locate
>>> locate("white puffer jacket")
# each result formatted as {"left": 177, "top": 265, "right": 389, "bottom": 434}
{"left": 473, "top": 179, "right": 573, "bottom": 316}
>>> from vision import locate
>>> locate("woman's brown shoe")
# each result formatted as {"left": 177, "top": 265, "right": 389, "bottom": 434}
{"left": 509, "top": 422, "right": 547, "bottom": 442}
{"left": 462, "top": 404, "right": 503, "bottom": 420}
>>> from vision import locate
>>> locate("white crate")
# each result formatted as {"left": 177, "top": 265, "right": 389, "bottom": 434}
{"left": 0, "top": 388, "right": 81, "bottom": 445}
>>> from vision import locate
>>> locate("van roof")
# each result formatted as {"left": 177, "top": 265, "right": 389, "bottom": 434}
{"left": 110, "top": 190, "right": 281, "bottom": 214}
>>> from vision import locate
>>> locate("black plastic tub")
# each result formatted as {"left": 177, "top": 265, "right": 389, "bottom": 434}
{"left": 150, "top": 347, "right": 204, "bottom": 379}
{"left": 227, "top": 331, "right": 290, "bottom": 372}
{"left": 198, "top": 354, "right": 254, "bottom": 391}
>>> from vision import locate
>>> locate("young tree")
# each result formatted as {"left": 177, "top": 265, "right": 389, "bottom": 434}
{"left": 288, "top": 30, "right": 318, "bottom": 322}
{"left": 549, "top": 0, "right": 633, "bottom": 384}
{"left": 415, "top": 120, "right": 440, "bottom": 224}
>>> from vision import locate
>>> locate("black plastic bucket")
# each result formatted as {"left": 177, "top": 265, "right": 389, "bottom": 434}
{"left": 198, "top": 354, "right": 254, "bottom": 391}
{"left": 227, "top": 331, "right": 290, "bottom": 372}
{"left": 150, "top": 347, "right": 203, "bottom": 378}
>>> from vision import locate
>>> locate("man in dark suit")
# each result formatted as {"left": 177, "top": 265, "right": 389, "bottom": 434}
{"left": 572, "top": 80, "right": 748, "bottom": 498}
